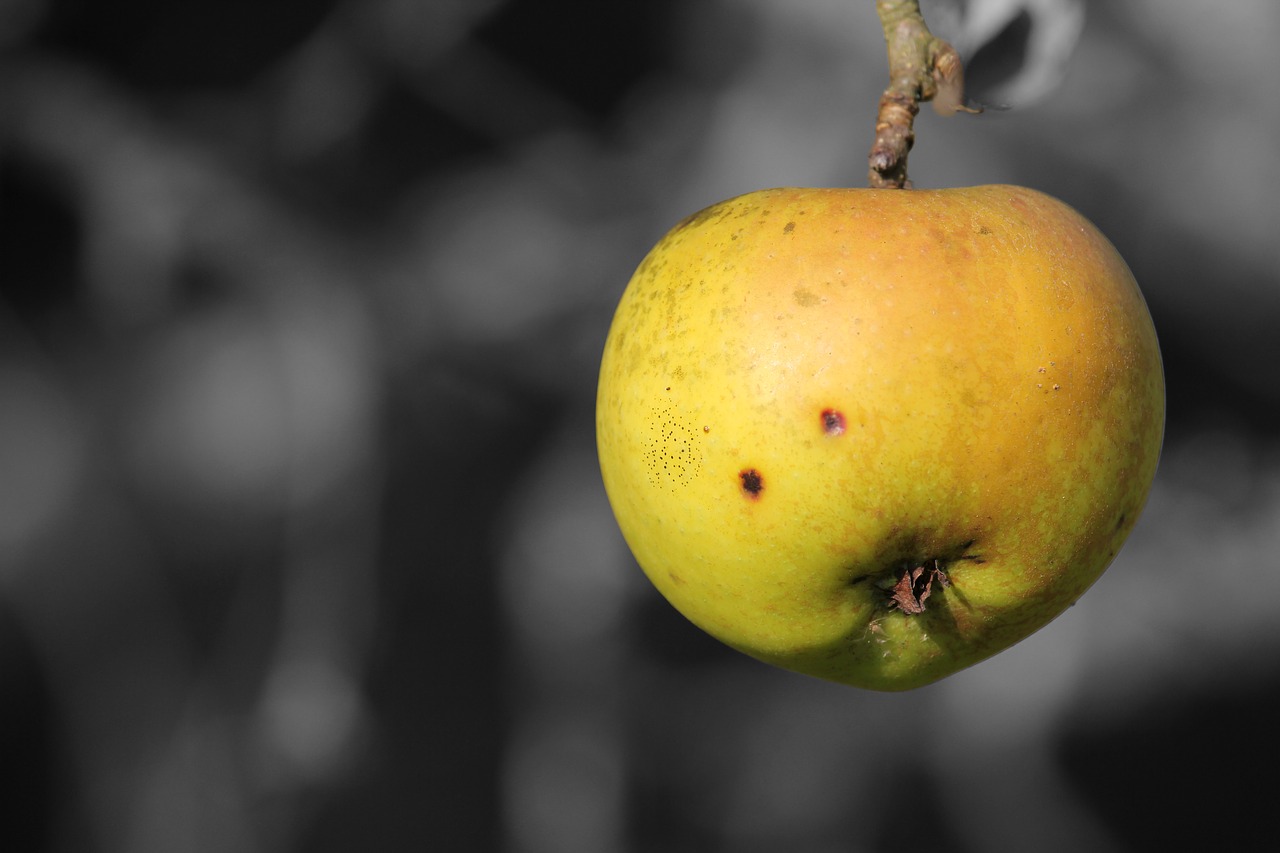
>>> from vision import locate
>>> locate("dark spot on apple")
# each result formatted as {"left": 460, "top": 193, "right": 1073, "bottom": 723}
{"left": 821, "top": 408, "right": 846, "bottom": 436}
{"left": 783, "top": 221, "right": 796, "bottom": 234}
{"left": 739, "top": 468, "right": 764, "bottom": 499}
{"left": 1115, "top": 513, "right": 1126, "bottom": 531}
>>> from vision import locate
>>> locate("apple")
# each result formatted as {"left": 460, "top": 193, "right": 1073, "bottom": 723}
{"left": 596, "top": 185, "right": 1164, "bottom": 691}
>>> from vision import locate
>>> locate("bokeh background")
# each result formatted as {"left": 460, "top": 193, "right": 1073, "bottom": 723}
{"left": 2, "top": 0, "right": 1278, "bottom": 851}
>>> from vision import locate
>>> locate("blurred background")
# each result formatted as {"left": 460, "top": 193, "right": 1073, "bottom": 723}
{"left": 2, "top": 0, "right": 1278, "bottom": 850}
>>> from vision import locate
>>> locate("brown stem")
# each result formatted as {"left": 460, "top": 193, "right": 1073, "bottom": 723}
{"left": 868, "top": 0, "right": 976, "bottom": 189}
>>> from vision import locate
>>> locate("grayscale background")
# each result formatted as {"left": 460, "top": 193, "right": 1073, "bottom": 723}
{"left": 1, "top": 1, "right": 1276, "bottom": 851}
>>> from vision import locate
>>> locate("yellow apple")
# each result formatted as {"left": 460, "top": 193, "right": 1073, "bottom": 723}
{"left": 596, "top": 185, "right": 1164, "bottom": 691}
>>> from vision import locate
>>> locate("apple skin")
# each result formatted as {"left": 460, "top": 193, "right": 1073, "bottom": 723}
{"left": 596, "top": 185, "right": 1164, "bottom": 691}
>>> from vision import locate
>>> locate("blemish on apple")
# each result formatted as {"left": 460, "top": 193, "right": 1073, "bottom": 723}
{"left": 672, "top": 200, "right": 730, "bottom": 234}
{"left": 794, "top": 287, "right": 820, "bottom": 307}
{"left": 821, "top": 408, "right": 847, "bottom": 436}
{"left": 739, "top": 468, "right": 764, "bottom": 499}
{"left": 644, "top": 405, "right": 703, "bottom": 491}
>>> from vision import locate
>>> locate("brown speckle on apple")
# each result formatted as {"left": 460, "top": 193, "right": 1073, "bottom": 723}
{"left": 821, "top": 408, "right": 847, "bottom": 436}
{"left": 739, "top": 468, "right": 764, "bottom": 499}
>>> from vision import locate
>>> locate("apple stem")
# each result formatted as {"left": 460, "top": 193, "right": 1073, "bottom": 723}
{"left": 868, "top": 0, "right": 978, "bottom": 189}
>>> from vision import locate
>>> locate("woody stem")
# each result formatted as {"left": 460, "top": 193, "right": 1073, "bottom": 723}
{"left": 867, "top": 0, "right": 972, "bottom": 188}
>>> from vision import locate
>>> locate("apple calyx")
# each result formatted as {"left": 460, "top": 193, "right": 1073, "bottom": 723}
{"left": 885, "top": 560, "right": 951, "bottom": 615}
{"left": 868, "top": 538, "right": 979, "bottom": 616}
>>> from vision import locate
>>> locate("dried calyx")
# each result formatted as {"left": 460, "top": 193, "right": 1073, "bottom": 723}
{"left": 884, "top": 561, "right": 951, "bottom": 614}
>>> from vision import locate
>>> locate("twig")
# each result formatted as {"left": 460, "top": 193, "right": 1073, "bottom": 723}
{"left": 868, "top": 0, "right": 976, "bottom": 188}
